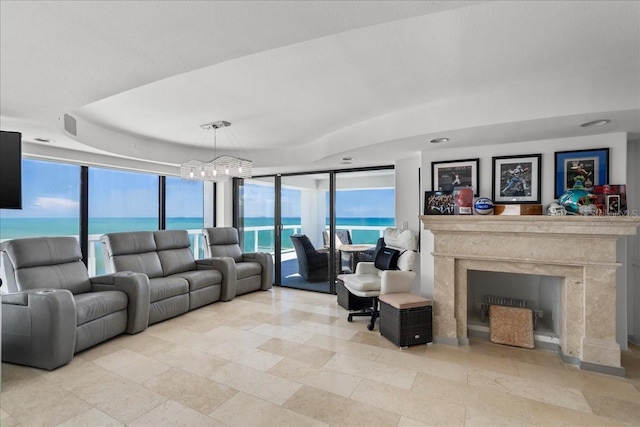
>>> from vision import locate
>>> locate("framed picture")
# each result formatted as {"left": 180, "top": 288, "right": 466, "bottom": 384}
{"left": 554, "top": 148, "right": 609, "bottom": 198}
{"left": 492, "top": 154, "right": 541, "bottom": 204}
{"left": 594, "top": 184, "right": 627, "bottom": 216}
{"left": 424, "top": 191, "right": 454, "bottom": 215}
{"left": 431, "top": 158, "right": 479, "bottom": 196}
{"left": 606, "top": 195, "right": 621, "bottom": 215}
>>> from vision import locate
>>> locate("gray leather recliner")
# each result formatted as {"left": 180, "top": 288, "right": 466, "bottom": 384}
{"left": 0, "top": 236, "right": 150, "bottom": 370}
{"left": 203, "top": 227, "right": 273, "bottom": 297}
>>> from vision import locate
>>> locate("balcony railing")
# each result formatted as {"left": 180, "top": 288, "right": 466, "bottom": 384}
{"left": 242, "top": 224, "right": 387, "bottom": 253}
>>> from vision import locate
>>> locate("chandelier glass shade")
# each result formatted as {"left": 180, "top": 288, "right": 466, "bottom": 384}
{"left": 180, "top": 121, "right": 252, "bottom": 182}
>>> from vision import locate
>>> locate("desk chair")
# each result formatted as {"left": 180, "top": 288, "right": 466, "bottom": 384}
{"left": 341, "top": 228, "right": 418, "bottom": 330}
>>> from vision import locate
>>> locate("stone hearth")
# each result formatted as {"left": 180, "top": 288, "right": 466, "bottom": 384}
{"left": 420, "top": 215, "right": 640, "bottom": 376}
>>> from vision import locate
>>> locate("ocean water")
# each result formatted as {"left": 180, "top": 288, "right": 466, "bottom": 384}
{"left": 0, "top": 217, "right": 205, "bottom": 240}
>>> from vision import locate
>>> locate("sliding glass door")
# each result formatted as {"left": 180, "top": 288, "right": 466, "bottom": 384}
{"left": 236, "top": 177, "right": 277, "bottom": 282}
{"left": 335, "top": 168, "right": 395, "bottom": 246}
{"left": 234, "top": 166, "right": 394, "bottom": 294}
{"left": 280, "top": 173, "right": 332, "bottom": 293}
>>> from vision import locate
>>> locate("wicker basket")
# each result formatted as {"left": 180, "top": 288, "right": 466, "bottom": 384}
{"left": 380, "top": 297, "right": 432, "bottom": 347}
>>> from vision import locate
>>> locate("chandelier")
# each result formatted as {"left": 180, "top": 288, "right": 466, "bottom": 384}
{"left": 180, "top": 121, "right": 252, "bottom": 182}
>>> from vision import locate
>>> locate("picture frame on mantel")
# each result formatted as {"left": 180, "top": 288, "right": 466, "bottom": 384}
{"left": 431, "top": 158, "right": 479, "bottom": 196}
{"left": 554, "top": 147, "right": 609, "bottom": 198}
{"left": 492, "top": 154, "right": 541, "bottom": 204}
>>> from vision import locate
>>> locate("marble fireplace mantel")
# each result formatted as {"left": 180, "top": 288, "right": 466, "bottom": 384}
{"left": 420, "top": 215, "right": 640, "bottom": 376}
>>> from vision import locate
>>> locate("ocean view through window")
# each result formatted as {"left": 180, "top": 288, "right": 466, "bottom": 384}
{"left": 88, "top": 167, "right": 159, "bottom": 275}
{"left": 0, "top": 159, "right": 80, "bottom": 241}
{"left": 166, "top": 176, "right": 205, "bottom": 258}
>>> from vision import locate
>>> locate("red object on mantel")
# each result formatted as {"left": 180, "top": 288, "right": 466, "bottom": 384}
{"left": 455, "top": 187, "right": 474, "bottom": 215}
{"left": 593, "top": 184, "right": 627, "bottom": 215}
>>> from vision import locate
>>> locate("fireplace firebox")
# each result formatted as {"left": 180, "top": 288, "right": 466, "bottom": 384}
{"left": 467, "top": 270, "right": 560, "bottom": 344}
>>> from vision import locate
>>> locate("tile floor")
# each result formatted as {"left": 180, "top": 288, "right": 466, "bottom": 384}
{"left": 1, "top": 287, "right": 639, "bottom": 426}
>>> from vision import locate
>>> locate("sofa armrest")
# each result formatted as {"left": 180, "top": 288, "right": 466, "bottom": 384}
{"left": 242, "top": 252, "right": 273, "bottom": 290}
{"left": 380, "top": 270, "right": 416, "bottom": 295}
{"left": 2, "top": 289, "right": 76, "bottom": 370}
{"left": 196, "top": 257, "right": 236, "bottom": 301}
{"left": 91, "top": 272, "right": 150, "bottom": 334}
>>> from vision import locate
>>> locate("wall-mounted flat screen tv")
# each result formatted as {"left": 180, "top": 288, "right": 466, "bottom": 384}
{"left": 0, "top": 130, "right": 22, "bottom": 209}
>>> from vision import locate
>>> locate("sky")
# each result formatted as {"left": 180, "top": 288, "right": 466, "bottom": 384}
{"left": 0, "top": 159, "right": 203, "bottom": 218}
{"left": 243, "top": 182, "right": 394, "bottom": 218}
{"left": 0, "top": 159, "right": 394, "bottom": 219}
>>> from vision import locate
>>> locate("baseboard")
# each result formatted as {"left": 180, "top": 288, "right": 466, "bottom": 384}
{"left": 433, "top": 336, "right": 459, "bottom": 346}
{"left": 579, "top": 360, "right": 625, "bottom": 377}
{"left": 469, "top": 331, "right": 625, "bottom": 376}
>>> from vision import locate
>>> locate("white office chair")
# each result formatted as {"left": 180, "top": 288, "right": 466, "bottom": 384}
{"left": 341, "top": 228, "right": 418, "bottom": 330}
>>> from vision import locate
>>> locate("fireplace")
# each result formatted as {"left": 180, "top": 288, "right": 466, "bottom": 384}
{"left": 420, "top": 215, "right": 640, "bottom": 376}
{"left": 467, "top": 270, "right": 561, "bottom": 344}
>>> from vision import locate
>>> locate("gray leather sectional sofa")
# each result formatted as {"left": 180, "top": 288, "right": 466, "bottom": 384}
{"left": 0, "top": 237, "right": 150, "bottom": 370}
{"left": 1, "top": 228, "right": 273, "bottom": 370}
{"left": 100, "top": 230, "right": 232, "bottom": 325}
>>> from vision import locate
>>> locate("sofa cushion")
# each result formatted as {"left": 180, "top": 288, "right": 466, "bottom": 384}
{"left": 101, "top": 232, "right": 157, "bottom": 256}
{"left": 3, "top": 237, "right": 92, "bottom": 294}
{"left": 148, "top": 277, "right": 189, "bottom": 302}
{"left": 101, "top": 232, "right": 164, "bottom": 278}
{"left": 153, "top": 230, "right": 196, "bottom": 275}
{"left": 74, "top": 291, "right": 128, "bottom": 326}
{"left": 173, "top": 270, "right": 222, "bottom": 291}
{"left": 2, "top": 236, "right": 81, "bottom": 268}
{"left": 235, "top": 262, "right": 262, "bottom": 280}
{"left": 204, "top": 228, "right": 243, "bottom": 262}
{"left": 154, "top": 230, "right": 191, "bottom": 251}
{"left": 16, "top": 262, "right": 92, "bottom": 295}
{"left": 210, "top": 245, "right": 243, "bottom": 263}
{"left": 112, "top": 252, "right": 164, "bottom": 279}
{"left": 158, "top": 248, "right": 196, "bottom": 276}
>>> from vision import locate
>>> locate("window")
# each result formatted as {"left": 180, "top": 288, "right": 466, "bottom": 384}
{"left": 238, "top": 178, "right": 276, "bottom": 253}
{"left": 88, "top": 167, "right": 159, "bottom": 275}
{"left": 0, "top": 159, "right": 80, "bottom": 241}
{"left": 334, "top": 169, "right": 395, "bottom": 245}
{"left": 166, "top": 176, "right": 205, "bottom": 258}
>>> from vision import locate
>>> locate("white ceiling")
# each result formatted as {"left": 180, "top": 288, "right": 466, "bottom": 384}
{"left": 1, "top": 1, "right": 638, "bottom": 176}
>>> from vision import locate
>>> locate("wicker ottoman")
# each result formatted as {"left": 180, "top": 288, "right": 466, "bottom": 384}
{"left": 379, "top": 293, "right": 432, "bottom": 348}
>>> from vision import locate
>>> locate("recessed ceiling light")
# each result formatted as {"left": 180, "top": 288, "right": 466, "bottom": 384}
{"left": 580, "top": 119, "right": 610, "bottom": 128}
{"left": 34, "top": 137, "right": 55, "bottom": 143}
{"left": 430, "top": 137, "right": 450, "bottom": 143}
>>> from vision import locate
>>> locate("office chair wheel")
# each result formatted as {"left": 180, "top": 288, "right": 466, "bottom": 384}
{"left": 348, "top": 314, "right": 353, "bottom": 322}
{"left": 367, "top": 322, "right": 374, "bottom": 331}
